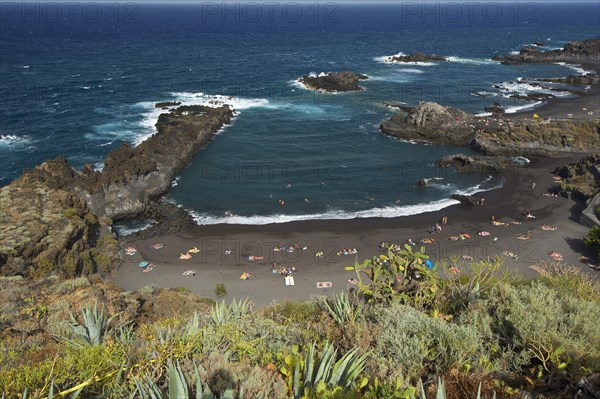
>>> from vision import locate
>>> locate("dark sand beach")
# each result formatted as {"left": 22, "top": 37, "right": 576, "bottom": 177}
{"left": 112, "top": 155, "right": 598, "bottom": 305}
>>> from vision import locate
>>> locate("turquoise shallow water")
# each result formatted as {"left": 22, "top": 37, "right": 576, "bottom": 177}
{"left": 1, "top": 2, "right": 599, "bottom": 225}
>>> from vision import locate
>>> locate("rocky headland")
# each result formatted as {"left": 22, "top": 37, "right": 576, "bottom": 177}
{"left": 382, "top": 52, "right": 447, "bottom": 63}
{"left": 380, "top": 101, "right": 600, "bottom": 158}
{"left": 299, "top": 71, "right": 368, "bottom": 92}
{"left": 492, "top": 36, "right": 600, "bottom": 65}
{"left": 0, "top": 104, "right": 233, "bottom": 277}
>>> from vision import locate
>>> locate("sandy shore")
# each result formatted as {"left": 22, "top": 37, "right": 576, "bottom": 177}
{"left": 111, "top": 156, "right": 599, "bottom": 305}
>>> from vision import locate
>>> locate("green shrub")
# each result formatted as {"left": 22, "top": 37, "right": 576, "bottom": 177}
{"left": 84, "top": 213, "right": 97, "bottom": 226}
{"left": 263, "top": 301, "right": 321, "bottom": 324}
{"left": 54, "top": 277, "right": 90, "bottom": 295}
{"left": 373, "top": 304, "right": 482, "bottom": 381}
{"left": 62, "top": 208, "right": 78, "bottom": 219}
{"left": 351, "top": 245, "right": 442, "bottom": 308}
{"left": 584, "top": 225, "right": 600, "bottom": 259}
{"left": 488, "top": 281, "right": 600, "bottom": 378}
{"left": 214, "top": 282, "right": 227, "bottom": 298}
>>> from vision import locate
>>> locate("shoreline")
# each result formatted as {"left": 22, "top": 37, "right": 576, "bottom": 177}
{"left": 112, "top": 155, "right": 599, "bottom": 305}
{"left": 507, "top": 61, "right": 600, "bottom": 120}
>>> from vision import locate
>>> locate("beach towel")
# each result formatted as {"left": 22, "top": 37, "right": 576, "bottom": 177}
{"left": 143, "top": 264, "right": 154, "bottom": 273}
{"left": 425, "top": 259, "right": 434, "bottom": 269}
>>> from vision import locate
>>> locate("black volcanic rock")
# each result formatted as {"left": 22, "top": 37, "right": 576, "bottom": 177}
{"left": 493, "top": 36, "right": 600, "bottom": 65}
{"left": 380, "top": 101, "right": 600, "bottom": 157}
{"left": 435, "top": 153, "right": 525, "bottom": 172}
{"left": 386, "top": 52, "right": 447, "bottom": 63}
{"left": 451, "top": 194, "right": 483, "bottom": 207}
{"left": 155, "top": 101, "right": 181, "bottom": 109}
{"left": 300, "top": 71, "right": 368, "bottom": 92}
{"left": 379, "top": 102, "right": 474, "bottom": 146}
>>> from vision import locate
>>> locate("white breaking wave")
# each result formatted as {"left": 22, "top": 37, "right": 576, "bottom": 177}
{"left": 188, "top": 177, "right": 503, "bottom": 225}
{"left": 113, "top": 220, "right": 156, "bottom": 236}
{"left": 446, "top": 56, "right": 498, "bottom": 65}
{"left": 504, "top": 101, "right": 543, "bottom": 114}
{"left": 132, "top": 92, "right": 270, "bottom": 146}
{"left": 397, "top": 68, "right": 424, "bottom": 74}
{"left": 374, "top": 52, "right": 439, "bottom": 66}
{"left": 0, "top": 134, "right": 31, "bottom": 148}
{"left": 554, "top": 62, "right": 595, "bottom": 76}
{"left": 495, "top": 80, "right": 572, "bottom": 98}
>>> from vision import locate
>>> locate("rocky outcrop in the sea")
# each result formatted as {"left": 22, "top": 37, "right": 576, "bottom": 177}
{"left": 87, "top": 105, "right": 233, "bottom": 219}
{"left": 492, "top": 36, "right": 600, "bottom": 65}
{"left": 299, "top": 71, "right": 368, "bottom": 92}
{"left": 451, "top": 194, "right": 484, "bottom": 207}
{"left": 380, "top": 102, "right": 473, "bottom": 145}
{"left": 541, "top": 75, "right": 600, "bottom": 85}
{"left": 384, "top": 52, "right": 446, "bottom": 63}
{"left": 380, "top": 101, "right": 600, "bottom": 157}
{"left": 435, "top": 153, "right": 526, "bottom": 172}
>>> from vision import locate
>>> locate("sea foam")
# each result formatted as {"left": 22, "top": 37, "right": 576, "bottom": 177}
{"left": 187, "top": 176, "right": 503, "bottom": 225}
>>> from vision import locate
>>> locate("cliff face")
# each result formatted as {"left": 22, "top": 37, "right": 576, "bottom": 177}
{"left": 493, "top": 37, "right": 600, "bottom": 65}
{"left": 380, "top": 102, "right": 600, "bottom": 157}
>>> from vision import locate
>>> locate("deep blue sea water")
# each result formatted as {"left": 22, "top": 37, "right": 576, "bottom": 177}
{"left": 1, "top": 2, "right": 599, "bottom": 225}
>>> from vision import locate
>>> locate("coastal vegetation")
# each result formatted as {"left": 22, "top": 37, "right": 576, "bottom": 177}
{"left": 1, "top": 250, "right": 599, "bottom": 398}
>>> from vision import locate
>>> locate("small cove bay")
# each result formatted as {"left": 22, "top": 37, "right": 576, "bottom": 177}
{"left": 1, "top": 2, "right": 599, "bottom": 225}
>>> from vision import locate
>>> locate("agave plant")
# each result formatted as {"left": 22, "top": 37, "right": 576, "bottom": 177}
{"left": 320, "top": 291, "right": 362, "bottom": 325}
{"left": 56, "top": 301, "right": 120, "bottom": 347}
{"left": 292, "top": 342, "right": 368, "bottom": 398}
{"left": 210, "top": 298, "right": 252, "bottom": 325}
{"left": 418, "top": 379, "right": 496, "bottom": 399}
{"left": 134, "top": 361, "right": 240, "bottom": 399}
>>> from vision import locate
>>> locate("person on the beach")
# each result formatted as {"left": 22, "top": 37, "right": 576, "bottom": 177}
{"left": 441, "top": 216, "right": 448, "bottom": 225}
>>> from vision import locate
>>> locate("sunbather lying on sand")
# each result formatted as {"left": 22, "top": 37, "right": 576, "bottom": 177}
{"left": 540, "top": 224, "right": 557, "bottom": 231}
{"left": 188, "top": 247, "right": 200, "bottom": 253}
{"left": 549, "top": 251, "right": 563, "bottom": 261}
{"left": 179, "top": 253, "right": 192, "bottom": 260}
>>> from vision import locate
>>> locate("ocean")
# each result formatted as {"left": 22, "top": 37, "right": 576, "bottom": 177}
{"left": 1, "top": 1, "right": 599, "bottom": 227}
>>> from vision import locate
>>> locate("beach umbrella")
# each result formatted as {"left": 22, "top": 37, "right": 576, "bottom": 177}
{"left": 138, "top": 261, "right": 149, "bottom": 268}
